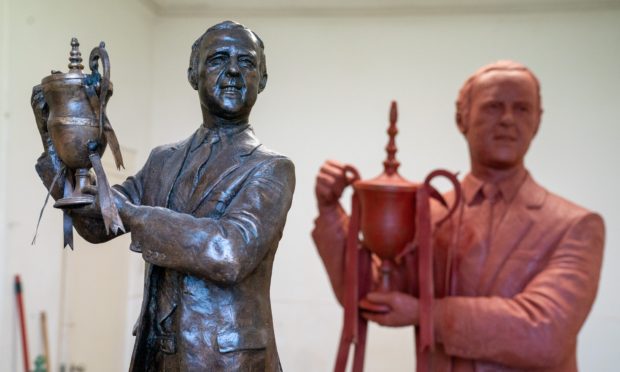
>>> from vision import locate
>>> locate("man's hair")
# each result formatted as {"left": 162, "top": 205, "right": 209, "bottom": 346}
{"left": 456, "top": 60, "right": 542, "bottom": 123}
{"left": 187, "top": 20, "right": 268, "bottom": 92}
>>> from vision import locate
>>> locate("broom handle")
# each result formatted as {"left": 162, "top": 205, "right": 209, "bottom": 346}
{"left": 41, "top": 312, "right": 50, "bottom": 371}
{"left": 15, "top": 275, "right": 30, "bottom": 372}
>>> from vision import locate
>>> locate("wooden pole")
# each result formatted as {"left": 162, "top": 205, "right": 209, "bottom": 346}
{"left": 14, "top": 275, "right": 30, "bottom": 372}
{"left": 41, "top": 311, "right": 51, "bottom": 371}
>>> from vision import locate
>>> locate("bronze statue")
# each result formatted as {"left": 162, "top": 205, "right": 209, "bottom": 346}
{"left": 34, "top": 21, "right": 295, "bottom": 371}
{"left": 313, "top": 61, "right": 605, "bottom": 371}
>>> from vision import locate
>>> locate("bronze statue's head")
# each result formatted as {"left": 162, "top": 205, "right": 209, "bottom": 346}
{"left": 188, "top": 21, "right": 268, "bottom": 124}
{"left": 456, "top": 61, "right": 543, "bottom": 171}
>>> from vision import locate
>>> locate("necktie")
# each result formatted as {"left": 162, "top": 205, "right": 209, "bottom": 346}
{"left": 169, "top": 130, "right": 220, "bottom": 212}
{"left": 481, "top": 182, "right": 500, "bottom": 247}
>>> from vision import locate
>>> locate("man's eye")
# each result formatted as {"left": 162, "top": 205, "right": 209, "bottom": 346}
{"left": 484, "top": 102, "right": 502, "bottom": 111}
{"left": 208, "top": 56, "right": 226, "bottom": 65}
{"left": 516, "top": 104, "right": 530, "bottom": 113}
{"left": 239, "top": 58, "right": 256, "bottom": 68}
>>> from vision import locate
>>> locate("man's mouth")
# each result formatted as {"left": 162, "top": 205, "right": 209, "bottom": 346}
{"left": 493, "top": 134, "right": 516, "bottom": 142}
{"left": 221, "top": 82, "right": 242, "bottom": 93}
{"left": 223, "top": 87, "right": 241, "bottom": 93}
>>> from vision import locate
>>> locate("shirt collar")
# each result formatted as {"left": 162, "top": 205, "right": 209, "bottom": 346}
{"left": 462, "top": 168, "right": 528, "bottom": 206}
{"left": 191, "top": 123, "right": 251, "bottom": 151}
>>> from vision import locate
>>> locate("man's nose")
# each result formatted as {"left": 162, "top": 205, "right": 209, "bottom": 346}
{"left": 225, "top": 59, "right": 240, "bottom": 76}
{"left": 499, "top": 108, "right": 516, "bottom": 126}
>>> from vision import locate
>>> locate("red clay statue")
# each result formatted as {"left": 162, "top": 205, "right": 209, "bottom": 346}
{"left": 313, "top": 61, "right": 605, "bottom": 372}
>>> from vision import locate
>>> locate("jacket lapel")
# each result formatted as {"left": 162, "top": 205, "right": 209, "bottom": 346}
{"left": 189, "top": 129, "right": 262, "bottom": 213}
{"left": 161, "top": 135, "right": 195, "bottom": 208}
{"left": 477, "top": 174, "right": 546, "bottom": 294}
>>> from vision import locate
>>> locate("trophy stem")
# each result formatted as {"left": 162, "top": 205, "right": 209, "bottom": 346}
{"left": 379, "top": 259, "right": 393, "bottom": 292}
{"left": 53, "top": 168, "right": 94, "bottom": 209}
{"left": 359, "top": 259, "right": 393, "bottom": 314}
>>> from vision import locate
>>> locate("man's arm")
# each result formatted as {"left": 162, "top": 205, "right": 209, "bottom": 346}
{"left": 311, "top": 160, "right": 355, "bottom": 304}
{"left": 121, "top": 157, "right": 295, "bottom": 285}
{"left": 312, "top": 203, "right": 349, "bottom": 304}
{"left": 435, "top": 212, "right": 605, "bottom": 368}
{"left": 35, "top": 146, "right": 146, "bottom": 244}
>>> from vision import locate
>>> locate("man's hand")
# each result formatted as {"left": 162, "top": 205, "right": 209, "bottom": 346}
{"left": 79, "top": 185, "right": 130, "bottom": 219}
{"left": 360, "top": 291, "right": 419, "bottom": 327}
{"left": 315, "top": 160, "right": 354, "bottom": 212}
{"left": 31, "top": 85, "right": 51, "bottom": 149}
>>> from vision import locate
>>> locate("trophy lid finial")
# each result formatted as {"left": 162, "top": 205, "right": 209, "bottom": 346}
{"left": 68, "top": 37, "right": 84, "bottom": 71}
{"left": 383, "top": 100, "right": 400, "bottom": 175}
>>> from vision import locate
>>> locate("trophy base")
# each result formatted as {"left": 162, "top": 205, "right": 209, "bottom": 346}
{"left": 359, "top": 298, "right": 390, "bottom": 313}
{"left": 54, "top": 195, "right": 94, "bottom": 209}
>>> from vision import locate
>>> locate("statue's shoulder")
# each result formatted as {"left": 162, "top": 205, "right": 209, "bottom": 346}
{"left": 239, "top": 128, "right": 292, "bottom": 163}
{"left": 148, "top": 135, "right": 193, "bottom": 158}
{"left": 250, "top": 144, "right": 294, "bottom": 176}
{"left": 541, "top": 187, "right": 597, "bottom": 222}
{"left": 520, "top": 175, "right": 604, "bottom": 232}
{"left": 252, "top": 144, "right": 290, "bottom": 160}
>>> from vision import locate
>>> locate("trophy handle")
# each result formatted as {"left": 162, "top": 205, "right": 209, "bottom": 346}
{"left": 88, "top": 42, "right": 124, "bottom": 171}
{"left": 88, "top": 42, "right": 111, "bottom": 138}
{"left": 343, "top": 164, "right": 361, "bottom": 187}
{"left": 424, "top": 169, "right": 462, "bottom": 225}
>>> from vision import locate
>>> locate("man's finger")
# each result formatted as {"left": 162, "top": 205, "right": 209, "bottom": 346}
{"left": 361, "top": 311, "right": 388, "bottom": 324}
{"left": 316, "top": 173, "right": 339, "bottom": 188}
{"left": 365, "top": 291, "right": 396, "bottom": 306}
{"left": 325, "top": 159, "right": 346, "bottom": 169}
{"left": 316, "top": 173, "right": 346, "bottom": 198}
{"left": 82, "top": 185, "right": 98, "bottom": 195}
{"left": 320, "top": 164, "right": 347, "bottom": 180}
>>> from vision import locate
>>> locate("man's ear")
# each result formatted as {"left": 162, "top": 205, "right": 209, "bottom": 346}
{"left": 456, "top": 112, "right": 468, "bottom": 134}
{"left": 258, "top": 72, "right": 268, "bottom": 93}
{"left": 187, "top": 66, "right": 198, "bottom": 91}
{"left": 532, "top": 108, "right": 543, "bottom": 136}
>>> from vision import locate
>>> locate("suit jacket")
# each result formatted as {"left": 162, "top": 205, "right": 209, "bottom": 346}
{"left": 39, "top": 126, "right": 295, "bottom": 371}
{"left": 313, "top": 172, "right": 604, "bottom": 371}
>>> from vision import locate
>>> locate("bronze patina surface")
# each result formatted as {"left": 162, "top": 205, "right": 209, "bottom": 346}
{"left": 34, "top": 21, "right": 294, "bottom": 371}
{"left": 34, "top": 37, "right": 124, "bottom": 247}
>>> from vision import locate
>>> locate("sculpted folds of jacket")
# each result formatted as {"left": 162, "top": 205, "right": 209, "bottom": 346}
{"left": 36, "top": 126, "right": 295, "bottom": 371}
{"left": 313, "top": 172, "right": 604, "bottom": 371}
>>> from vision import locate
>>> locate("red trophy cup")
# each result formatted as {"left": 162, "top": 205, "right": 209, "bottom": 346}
{"left": 334, "top": 101, "right": 461, "bottom": 372}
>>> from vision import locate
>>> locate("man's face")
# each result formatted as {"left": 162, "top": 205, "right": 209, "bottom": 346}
{"left": 198, "top": 28, "right": 263, "bottom": 122}
{"left": 460, "top": 70, "right": 542, "bottom": 171}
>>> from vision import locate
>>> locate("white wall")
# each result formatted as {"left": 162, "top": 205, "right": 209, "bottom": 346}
{"left": 0, "top": 1, "right": 154, "bottom": 371}
{"left": 150, "top": 10, "right": 620, "bottom": 372}
{"left": 0, "top": 0, "right": 9, "bottom": 368}
{"left": 2, "top": 3, "right": 619, "bottom": 372}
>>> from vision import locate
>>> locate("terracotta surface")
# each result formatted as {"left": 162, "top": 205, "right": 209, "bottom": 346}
{"left": 313, "top": 61, "right": 605, "bottom": 371}
{"left": 331, "top": 102, "right": 461, "bottom": 372}
{"left": 34, "top": 21, "right": 294, "bottom": 371}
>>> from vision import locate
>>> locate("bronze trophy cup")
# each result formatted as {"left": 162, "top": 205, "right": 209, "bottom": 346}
{"left": 40, "top": 37, "right": 125, "bottom": 245}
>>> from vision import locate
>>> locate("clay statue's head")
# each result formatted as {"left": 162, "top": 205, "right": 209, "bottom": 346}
{"left": 456, "top": 61, "right": 543, "bottom": 173}
{"left": 188, "top": 21, "right": 268, "bottom": 125}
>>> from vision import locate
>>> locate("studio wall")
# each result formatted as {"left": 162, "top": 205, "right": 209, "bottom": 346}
{"left": 0, "top": 1, "right": 154, "bottom": 371}
{"left": 149, "top": 10, "right": 620, "bottom": 372}
{"left": 1, "top": 2, "right": 619, "bottom": 371}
